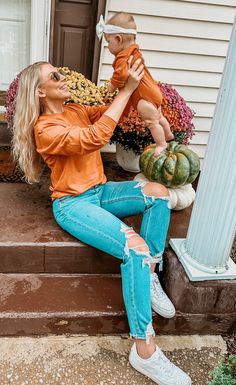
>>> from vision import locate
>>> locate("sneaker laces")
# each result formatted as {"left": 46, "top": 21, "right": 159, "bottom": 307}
{"left": 151, "top": 274, "right": 166, "bottom": 301}
{"left": 153, "top": 348, "right": 176, "bottom": 377}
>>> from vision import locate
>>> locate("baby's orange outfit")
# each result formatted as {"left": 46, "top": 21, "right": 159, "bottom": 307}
{"left": 34, "top": 104, "right": 116, "bottom": 200}
{"left": 111, "top": 44, "right": 163, "bottom": 115}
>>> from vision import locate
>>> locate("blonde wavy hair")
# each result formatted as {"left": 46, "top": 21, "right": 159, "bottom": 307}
{"left": 12, "top": 61, "right": 48, "bottom": 183}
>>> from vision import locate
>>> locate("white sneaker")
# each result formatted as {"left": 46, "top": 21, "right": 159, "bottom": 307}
{"left": 129, "top": 343, "right": 192, "bottom": 385}
{"left": 150, "top": 273, "right": 176, "bottom": 318}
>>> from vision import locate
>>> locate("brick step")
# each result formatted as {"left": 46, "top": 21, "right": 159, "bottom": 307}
{"left": 0, "top": 273, "right": 126, "bottom": 336}
{"left": 0, "top": 241, "right": 121, "bottom": 274}
{"left": 0, "top": 272, "right": 234, "bottom": 336}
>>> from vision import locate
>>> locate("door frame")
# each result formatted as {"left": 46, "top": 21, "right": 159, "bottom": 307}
{"left": 49, "top": 0, "right": 106, "bottom": 84}
{"left": 30, "top": 0, "right": 51, "bottom": 63}
{"left": 91, "top": 0, "right": 106, "bottom": 83}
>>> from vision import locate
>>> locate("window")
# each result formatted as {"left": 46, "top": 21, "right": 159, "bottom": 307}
{"left": 0, "top": 1, "right": 31, "bottom": 92}
{"left": 0, "top": 0, "right": 50, "bottom": 109}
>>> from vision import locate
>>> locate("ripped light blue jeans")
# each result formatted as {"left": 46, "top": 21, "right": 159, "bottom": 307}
{"left": 52, "top": 180, "right": 171, "bottom": 340}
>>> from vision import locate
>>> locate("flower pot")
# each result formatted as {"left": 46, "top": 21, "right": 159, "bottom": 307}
{"left": 0, "top": 121, "right": 11, "bottom": 146}
{"left": 0, "top": 146, "right": 24, "bottom": 182}
{"left": 116, "top": 143, "right": 140, "bottom": 172}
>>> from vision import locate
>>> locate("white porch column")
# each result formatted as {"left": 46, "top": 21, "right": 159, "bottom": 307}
{"left": 170, "top": 17, "right": 236, "bottom": 281}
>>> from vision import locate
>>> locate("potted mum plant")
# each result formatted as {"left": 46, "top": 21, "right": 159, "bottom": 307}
{"left": 0, "top": 72, "right": 24, "bottom": 182}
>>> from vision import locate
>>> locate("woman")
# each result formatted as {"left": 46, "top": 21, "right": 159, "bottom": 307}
{"left": 12, "top": 60, "right": 191, "bottom": 385}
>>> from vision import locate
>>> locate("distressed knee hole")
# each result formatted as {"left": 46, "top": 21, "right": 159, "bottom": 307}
{"left": 127, "top": 236, "right": 149, "bottom": 253}
{"left": 120, "top": 224, "right": 164, "bottom": 269}
{"left": 120, "top": 224, "right": 150, "bottom": 257}
{"left": 143, "top": 182, "right": 169, "bottom": 198}
{"left": 134, "top": 182, "right": 170, "bottom": 206}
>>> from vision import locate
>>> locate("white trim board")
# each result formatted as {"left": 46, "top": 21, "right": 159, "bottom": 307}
{"left": 30, "top": 0, "right": 51, "bottom": 63}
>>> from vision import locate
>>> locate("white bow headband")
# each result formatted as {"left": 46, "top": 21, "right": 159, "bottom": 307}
{"left": 96, "top": 15, "right": 137, "bottom": 41}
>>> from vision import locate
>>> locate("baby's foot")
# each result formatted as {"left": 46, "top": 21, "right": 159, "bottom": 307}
{"left": 154, "top": 142, "right": 167, "bottom": 157}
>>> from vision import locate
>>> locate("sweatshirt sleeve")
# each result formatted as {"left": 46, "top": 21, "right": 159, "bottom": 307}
{"left": 35, "top": 114, "right": 117, "bottom": 156}
{"left": 84, "top": 105, "right": 109, "bottom": 124}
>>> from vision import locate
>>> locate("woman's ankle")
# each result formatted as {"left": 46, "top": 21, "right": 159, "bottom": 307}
{"left": 135, "top": 338, "right": 156, "bottom": 359}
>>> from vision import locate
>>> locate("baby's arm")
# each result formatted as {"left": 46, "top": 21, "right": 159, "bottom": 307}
{"left": 110, "top": 56, "right": 130, "bottom": 89}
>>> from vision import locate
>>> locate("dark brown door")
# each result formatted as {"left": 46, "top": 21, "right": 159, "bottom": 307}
{"left": 51, "top": 0, "right": 103, "bottom": 80}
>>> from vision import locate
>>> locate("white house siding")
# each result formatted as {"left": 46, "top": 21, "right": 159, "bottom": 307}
{"left": 98, "top": 0, "right": 236, "bottom": 165}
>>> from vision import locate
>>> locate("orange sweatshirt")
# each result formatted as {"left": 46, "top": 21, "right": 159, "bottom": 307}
{"left": 111, "top": 44, "right": 163, "bottom": 115}
{"left": 34, "top": 103, "right": 116, "bottom": 200}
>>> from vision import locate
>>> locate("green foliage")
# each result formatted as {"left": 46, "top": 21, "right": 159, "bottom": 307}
{"left": 208, "top": 355, "right": 236, "bottom": 385}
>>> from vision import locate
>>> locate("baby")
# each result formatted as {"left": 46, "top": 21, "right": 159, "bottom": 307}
{"left": 96, "top": 12, "right": 174, "bottom": 156}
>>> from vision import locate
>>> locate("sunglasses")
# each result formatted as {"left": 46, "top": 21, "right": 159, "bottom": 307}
{"left": 49, "top": 69, "right": 67, "bottom": 81}
{"left": 40, "top": 69, "right": 67, "bottom": 85}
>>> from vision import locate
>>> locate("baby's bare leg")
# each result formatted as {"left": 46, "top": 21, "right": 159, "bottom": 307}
{"left": 137, "top": 99, "right": 167, "bottom": 156}
{"left": 158, "top": 107, "right": 174, "bottom": 141}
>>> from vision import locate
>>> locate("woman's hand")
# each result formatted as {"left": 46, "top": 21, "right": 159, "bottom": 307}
{"left": 104, "top": 57, "right": 144, "bottom": 123}
{"left": 107, "top": 82, "right": 117, "bottom": 94}
{"left": 124, "top": 56, "right": 144, "bottom": 93}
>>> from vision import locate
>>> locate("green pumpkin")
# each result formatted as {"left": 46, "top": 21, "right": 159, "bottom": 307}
{"left": 139, "top": 141, "right": 200, "bottom": 187}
